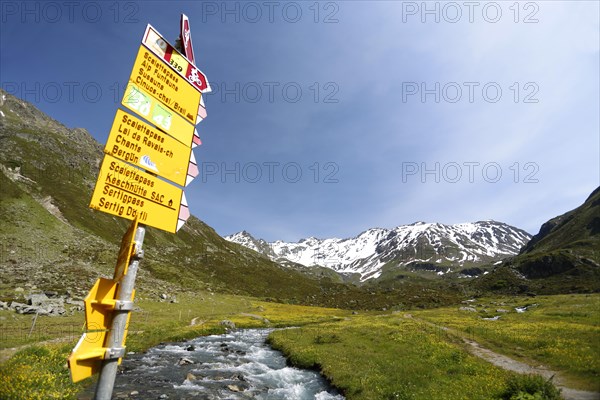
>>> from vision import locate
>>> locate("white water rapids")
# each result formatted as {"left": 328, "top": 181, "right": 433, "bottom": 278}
{"left": 85, "top": 329, "right": 344, "bottom": 399}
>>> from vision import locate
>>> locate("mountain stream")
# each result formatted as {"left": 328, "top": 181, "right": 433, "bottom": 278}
{"left": 82, "top": 329, "right": 344, "bottom": 400}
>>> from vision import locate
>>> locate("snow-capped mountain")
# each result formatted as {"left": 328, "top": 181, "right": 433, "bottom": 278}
{"left": 225, "top": 221, "right": 531, "bottom": 281}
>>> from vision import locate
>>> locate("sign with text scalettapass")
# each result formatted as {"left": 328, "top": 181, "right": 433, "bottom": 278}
{"left": 128, "top": 45, "right": 201, "bottom": 125}
{"left": 75, "top": 17, "right": 207, "bottom": 387}
{"left": 104, "top": 109, "right": 198, "bottom": 187}
{"left": 89, "top": 155, "right": 188, "bottom": 233}
{"left": 88, "top": 20, "right": 206, "bottom": 234}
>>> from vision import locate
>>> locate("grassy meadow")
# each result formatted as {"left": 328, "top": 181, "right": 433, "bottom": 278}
{"left": 0, "top": 293, "right": 598, "bottom": 399}
{"left": 268, "top": 315, "right": 515, "bottom": 400}
{"left": 416, "top": 294, "right": 600, "bottom": 391}
{"left": 0, "top": 291, "right": 351, "bottom": 399}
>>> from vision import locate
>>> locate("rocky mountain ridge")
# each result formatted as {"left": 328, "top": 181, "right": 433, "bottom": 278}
{"left": 226, "top": 221, "right": 532, "bottom": 281}
{"left": 471, "top": 186, "right": 600, "bottom": 294}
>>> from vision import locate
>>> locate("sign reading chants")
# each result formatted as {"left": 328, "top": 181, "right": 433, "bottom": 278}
{"left": 105, "top": 109, "right": 198, "bottom": 187}
{"left": 75, "top": 16, "right": 207, "bottom": 389}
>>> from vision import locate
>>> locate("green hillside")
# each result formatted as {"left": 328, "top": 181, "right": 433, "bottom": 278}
{"left": 472, "top": 187, "right": 600, "bottom": 294}
{"left": 2, "top": 87, "right": 596, "bottom": 309}
{"left": 0, "top": 90, "right": 325, "bottom": 301}
{"left": 0, "top": 90, "right": 464, "bottom": 310}
{"left": 521, "top": 187, "right": 600, "bottom": 258}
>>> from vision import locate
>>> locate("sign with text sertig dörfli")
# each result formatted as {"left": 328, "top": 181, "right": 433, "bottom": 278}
{"left": 89, "top": 155, "right": 190, "bottom": 233}
{"left": 88, "top": 17, "right": 208, "bottom": 233}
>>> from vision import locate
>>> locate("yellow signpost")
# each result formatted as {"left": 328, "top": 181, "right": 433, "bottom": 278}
{"left": 121, "top": 82, "right": 199, "bottom": 147}
{"left": 71, "top": 15, "right": 208, "bottom": 398}
{"left": 128, "top": 45, "right": 201, "bottom": 125}
{"left": 68, "top": 332, "right": 106, "bottom": 383}
{"left": 89, "top": 154, "right": 185, "bottom": 233}
{"left": 84, "top": 278, "right": 118, "bottom": 333}
{"left": 105, "top": 109, "right": 198, "bottom": 187}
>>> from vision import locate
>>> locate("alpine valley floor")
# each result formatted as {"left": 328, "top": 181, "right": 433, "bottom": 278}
{"left": 1, "top": 292, "right": 598, "bottom": 399}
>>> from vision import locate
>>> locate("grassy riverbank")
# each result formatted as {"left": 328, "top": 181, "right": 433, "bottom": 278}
{"left": 268, "top": 293, "right": 599, "bottom": 399}
{"left": 269, "top": 314, "right": 517, "bottom": 400}
{"left": 1, "top": 293, "right": 596, "bottom": 399}
{"left": 0, "top": 291, "right": 351, "bottom": 399}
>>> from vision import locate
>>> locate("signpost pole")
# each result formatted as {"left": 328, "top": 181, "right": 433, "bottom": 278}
{"left": 94, "top": 224, "right": 146, "bottom": 400}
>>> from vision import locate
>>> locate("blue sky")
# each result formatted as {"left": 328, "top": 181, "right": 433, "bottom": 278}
{"left": 1, "top": 1, "right": 598, "bottom": 241}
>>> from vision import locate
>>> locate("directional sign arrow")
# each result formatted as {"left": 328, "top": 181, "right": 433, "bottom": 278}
{"left": 177, "top": 192, "right": 190, "bottom": 232}
{"left": 186, "top": 151, "right": 199, "bottom": 186}
{"left": 197, "top": 96, "right": 207, "bottom": 123}
{"left": 193, "top": 126, "right": 201, "bottom": 148}
{"left": 192, "top": 97, "right": 206, "bottom": 148}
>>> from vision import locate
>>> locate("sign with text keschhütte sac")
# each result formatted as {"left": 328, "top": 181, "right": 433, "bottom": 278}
{"left": 89, "top": 155, "right": 189, "bottom": 233}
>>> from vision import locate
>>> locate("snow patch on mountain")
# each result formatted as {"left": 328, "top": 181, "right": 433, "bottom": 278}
{"left": 225, "top": 221, "right": 531, "bottom": 281}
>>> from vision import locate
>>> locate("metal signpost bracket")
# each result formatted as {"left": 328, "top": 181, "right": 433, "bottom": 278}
{"left": 114, "top": 300, "right": 135, "bottom": 311}
{"left": 104, "top": 347, "right": 126, "bottom": 360}
{"left": 133, "top": 247, "right": 144, "bottom": 260}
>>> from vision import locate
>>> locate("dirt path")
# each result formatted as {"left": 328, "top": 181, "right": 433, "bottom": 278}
{"left": 463, "top": 338, "right": 599, "bottom": 400}
{"left": 405, "top": 315, "right": 599, "bottom": 400}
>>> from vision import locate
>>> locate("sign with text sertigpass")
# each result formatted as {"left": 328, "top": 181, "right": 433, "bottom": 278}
{"left": 105, "top": 109, "right": 198, "bottom": 187}
{"left": 121, "top": 82, "right": 201, "bottom": 148}
{"left": 89, "top": 155, "right": 190, "bottom": 233}
{"left": 128, "top": 45, "right": 201, "bottom": 125}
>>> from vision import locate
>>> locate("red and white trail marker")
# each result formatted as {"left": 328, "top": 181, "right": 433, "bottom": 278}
{"left": 142, "top": 24, "right": 210, "bottom": 94}
{"left": 177, "top": 192, "right": 190, "bottom": 232}
{"left": 180, "top": 14, "right": 195, "bottom": 64}
{"left": 186, "top": 151, "right": 199, "bottom": 186}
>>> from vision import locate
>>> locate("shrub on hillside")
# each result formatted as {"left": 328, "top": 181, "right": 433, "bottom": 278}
{"left": 501, "top": 374, "right": 562, "bottom": 400}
